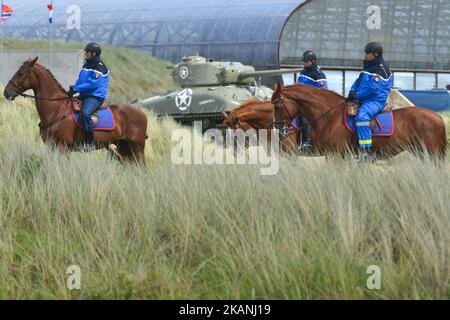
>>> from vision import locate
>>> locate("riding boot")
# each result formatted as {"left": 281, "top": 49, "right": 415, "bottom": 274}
{"left": 298, "top": 118, "right": 313, "bottom": 152}
{"left": 355, "top": 149, "right": 371, "bottom": 162}
{"left": 80, "top": 132, "right": 96, "bottom": 153}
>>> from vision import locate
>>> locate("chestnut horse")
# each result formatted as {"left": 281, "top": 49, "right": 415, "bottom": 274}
{"left": 221, "top": 99, "right": 300, "bottom": 152}
{"left": 271, "top": 83, "right": 447, "bottom": 159}
{"left": 3, "top": 57, "right": 148, "bottom": 163}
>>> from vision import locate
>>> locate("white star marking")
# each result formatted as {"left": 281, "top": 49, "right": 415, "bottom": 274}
{"left": 179, "top": 66, "right": 190, "bottom": 80}
{"left": 175, "top": 88, "right": 193, "bottom": 111}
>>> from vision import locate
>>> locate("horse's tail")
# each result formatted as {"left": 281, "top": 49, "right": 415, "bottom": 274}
{"left": 440, "top": 122, "right": 447, "bottom": 156}
{"left": 436, "top": 115, "right": 447, "bottom": 159}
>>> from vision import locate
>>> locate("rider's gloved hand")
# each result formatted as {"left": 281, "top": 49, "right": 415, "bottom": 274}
{"left": 346, "top": 90, "right": 356, "bottom": 102}
{"left": 347, "top": 90, "right": 356, "bottom": 102}
{"left": 67, "top": 85, "right": 77, "bottom": 97}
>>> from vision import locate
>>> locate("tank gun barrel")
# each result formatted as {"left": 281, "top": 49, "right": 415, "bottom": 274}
{"left": 238, "top": 68, "right": 303, "bottom": 80}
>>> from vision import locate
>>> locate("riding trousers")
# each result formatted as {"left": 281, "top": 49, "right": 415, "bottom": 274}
{"left": 355, "top": 100, "right": 385, "bottom": 149}
{"left": 81, "top": 97, "right": 103, "bottom": 134}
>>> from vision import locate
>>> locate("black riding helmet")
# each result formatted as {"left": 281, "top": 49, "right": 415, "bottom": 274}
{"left": 84, "top": 42, "right": 102, "bottom": 56}
{"left": 302, "top": 50, "right": 318, "bottom": 63}
{"left": 364, "top": 42, "right": 383, "bottom": 56}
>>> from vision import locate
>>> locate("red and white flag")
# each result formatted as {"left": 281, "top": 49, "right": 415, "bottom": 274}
{"left": 1, "top": 2, "right": 13, "bottom": 22}
{"left": 47, "top": 1, "right": 53, "bottom": 24}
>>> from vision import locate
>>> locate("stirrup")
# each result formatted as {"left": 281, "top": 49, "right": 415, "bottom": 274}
{"left": 354, "top": 150, "right": 371, "bottom": 162}
{"left": 298, "top": 141, "right": 313, "bottom": 152}
{"left": 78, "top": 143, "right": 96, "bottom": 153}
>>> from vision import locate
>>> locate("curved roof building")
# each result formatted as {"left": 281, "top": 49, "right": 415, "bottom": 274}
{"left": 2, "top": 0, "right": 304, "bottom": 71}
{"left": 3, "top": 0, "right": 449, "bottom": 92}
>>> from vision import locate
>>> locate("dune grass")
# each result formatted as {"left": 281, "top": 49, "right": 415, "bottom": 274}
{"left": 0, "top": 96, "right": 448, "bottom": 299}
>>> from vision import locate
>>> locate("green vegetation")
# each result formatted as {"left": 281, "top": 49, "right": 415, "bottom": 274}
{"left": 0, "top": 96, "right": 448, "bottom": 299}
{"left": 2, "top": 38, "right": 178, "bottom": 102}
{"left": 0, "top": 39, "right": 449, "bottom": 298}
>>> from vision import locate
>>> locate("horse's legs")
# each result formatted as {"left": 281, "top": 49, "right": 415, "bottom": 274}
{"left": 115, "top": 139, "right": 146, "bottom": 164}
{"left": 424, "top": 133, "right": 447, "bottom": 161}
{"left": 47, "top": 140, "right": 70, "bottom": 155}
{"left": 402, "top": 130, "right": 447, "bottom": 162}
{"left": 131, "top": 142, "right": 146, "bottom": 164}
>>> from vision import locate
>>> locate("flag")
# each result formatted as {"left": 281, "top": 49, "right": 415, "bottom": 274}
{"left": 1, "top": 3, "right": 13, "bottom": 22}
{"left": 47, "top": 1, "right": 53, "bottom": 24}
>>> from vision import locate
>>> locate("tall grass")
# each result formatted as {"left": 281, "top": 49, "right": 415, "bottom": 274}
{"left": 0, "top": 97, "right": 448, "bottom": 299}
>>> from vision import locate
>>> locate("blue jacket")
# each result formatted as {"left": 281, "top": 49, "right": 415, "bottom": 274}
{"left": 74, "top": 56, "right": 110, "bottom": 101}
{"left": 297, "top": 65, "right": 328, "bottom": 89}
{"left": 350, "top": 56, "right": 393, "bottom": 105}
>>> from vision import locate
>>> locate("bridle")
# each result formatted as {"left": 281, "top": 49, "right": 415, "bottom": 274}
{"left": 270, "top": 94, "right": 339, "bottom": 141}
{"left": 6, "top": 63, "right": 76, "bottom": 129}
{"left": 7, "top": 65, "right": 33, "bottom": 98}
{"left": 267, "top": 96, "right": 301, "bottom": 139}
{"left": 7, "top": 64, "right": 73, "bottom": 101}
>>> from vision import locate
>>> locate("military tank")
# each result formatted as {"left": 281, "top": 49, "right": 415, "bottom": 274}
{"left": 136, "top": 55, "right": 302, "bottom": 131}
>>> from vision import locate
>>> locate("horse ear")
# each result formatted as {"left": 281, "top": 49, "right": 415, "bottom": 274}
{"left": 221, "top": 111, "right": 229, "bottom": 120}
{"left": 272, "top": 82, "right": 283, "bottom": 102}
{"left": 29, "top": 57, "right": 38, "bottom": 67}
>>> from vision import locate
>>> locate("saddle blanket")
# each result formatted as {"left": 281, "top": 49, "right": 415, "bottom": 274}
{"left": 344, "top": 110, "right": 394, "bottom": 137}
{"left": 72, "top": 107, "right": 116, "bottom": 131}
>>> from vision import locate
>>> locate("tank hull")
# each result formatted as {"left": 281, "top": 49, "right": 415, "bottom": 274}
{"left": 137, "top": 85, "right": 274, "bottom": 130}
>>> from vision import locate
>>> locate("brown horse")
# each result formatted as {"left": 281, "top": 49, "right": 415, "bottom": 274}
{"left": 271, "top": 83, "right": 447, "bottom": 159}
{"left": 3, "top": 57, "right": 148, "bottom": 163}
{"left": 222, "top": 99, "right": 273, "bottom": 131}
{"left": 221, "top": 99, "right": 300, "bottom": 152}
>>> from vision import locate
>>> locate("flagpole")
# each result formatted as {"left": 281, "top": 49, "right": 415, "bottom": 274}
{"left": 1, "top": 0, "right": 4, "bottom": 86}
{"left": 49, "top": 1, "right": 53, "bottom": 70}
{"left": 50, "top": 19, "right": 53, "bottom": 69}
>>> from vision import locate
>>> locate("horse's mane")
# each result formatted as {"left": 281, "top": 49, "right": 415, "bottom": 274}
{"left": 283, "top": 84, "right": 346, "bottom": 101}
{"left": 233, "top": 99, "right": 263, "bottom": 112}
{"left": 232, "top": 99, "right": 271, "bottom": 114}
{"left": 35, "top": 63, "right": 68, "bottom": 94}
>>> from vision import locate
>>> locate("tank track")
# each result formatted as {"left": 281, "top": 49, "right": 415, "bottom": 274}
{"left": 157, "top": 112, "right": 228, "bottom": 131}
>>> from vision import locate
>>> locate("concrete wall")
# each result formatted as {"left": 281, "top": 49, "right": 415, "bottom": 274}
{"left": 0, "top": 50, "right": 83, "bottom": 89}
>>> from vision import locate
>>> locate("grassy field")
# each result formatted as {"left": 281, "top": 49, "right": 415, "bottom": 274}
{"left": 0, "top": 94, "right": 448, "bottom": 299}
{"left": 1, "top": 38, "right": 178, "bottom": 102}
{"left": 0, "top": 38, "right": 449, "bottom": 299}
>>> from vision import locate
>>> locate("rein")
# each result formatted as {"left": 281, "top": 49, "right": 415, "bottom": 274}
{"left": 38, "top": 110, "right": 74, "bottom": 130}
{"left": 19, "top": 92, "right": 74, "bottom": 101}
{"left": 269, "top": 95, "right": 344, "bottom": 140}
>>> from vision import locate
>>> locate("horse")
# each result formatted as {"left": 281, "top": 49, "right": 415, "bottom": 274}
{"left": 3, "top": 57, "right": 148, "bottom": 163}
{"left": 271, "top": 83, "right": 447, "bottom": 159}
{"left": 221, "top": 99, "right": 300, "bottom": 152}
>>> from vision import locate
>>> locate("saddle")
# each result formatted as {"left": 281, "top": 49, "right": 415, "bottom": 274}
{"left": 346, "top": 101, "right": 393, "bottom": 117}
{"left": 72, "top": 97, "right": 108, "bottom": 112}
{"left": 346, "top": 101, "right": 393, "bottom": 130}
{"left": 72, "top": 98, "right": 108, "bottom": 125}
{"left": 72, "top": 106, "right": 116, "bottom": 131}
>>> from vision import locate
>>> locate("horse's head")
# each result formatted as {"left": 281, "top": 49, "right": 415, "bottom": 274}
{"left": 4, "top": 57, "right": 39, "bottom": 101}
{"left": 271, "top": 83, "right": 299, "bottom": 138}
{"left": 222, "top": 111, "right": 242, "bottom": 130}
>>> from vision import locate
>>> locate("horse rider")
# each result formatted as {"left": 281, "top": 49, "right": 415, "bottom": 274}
{"left": 67, "top": 42, "right": 110, "bottom": 152}
{"left": 347, "top": 42, "right": 393, "bottom": 161}
{"left": 295, "top": 50, "right": 328, "bottom": 152}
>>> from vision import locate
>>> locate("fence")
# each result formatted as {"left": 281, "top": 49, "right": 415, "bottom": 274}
{"left": 0, "top": 50, "right": 83, "bottom": 89}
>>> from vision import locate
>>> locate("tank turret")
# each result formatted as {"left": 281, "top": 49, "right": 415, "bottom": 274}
{"left": 138, "top": 55, "right": 303, "bottom": 131}
{"left": 171, "top": 55, "right": 302, "bottom": 87}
